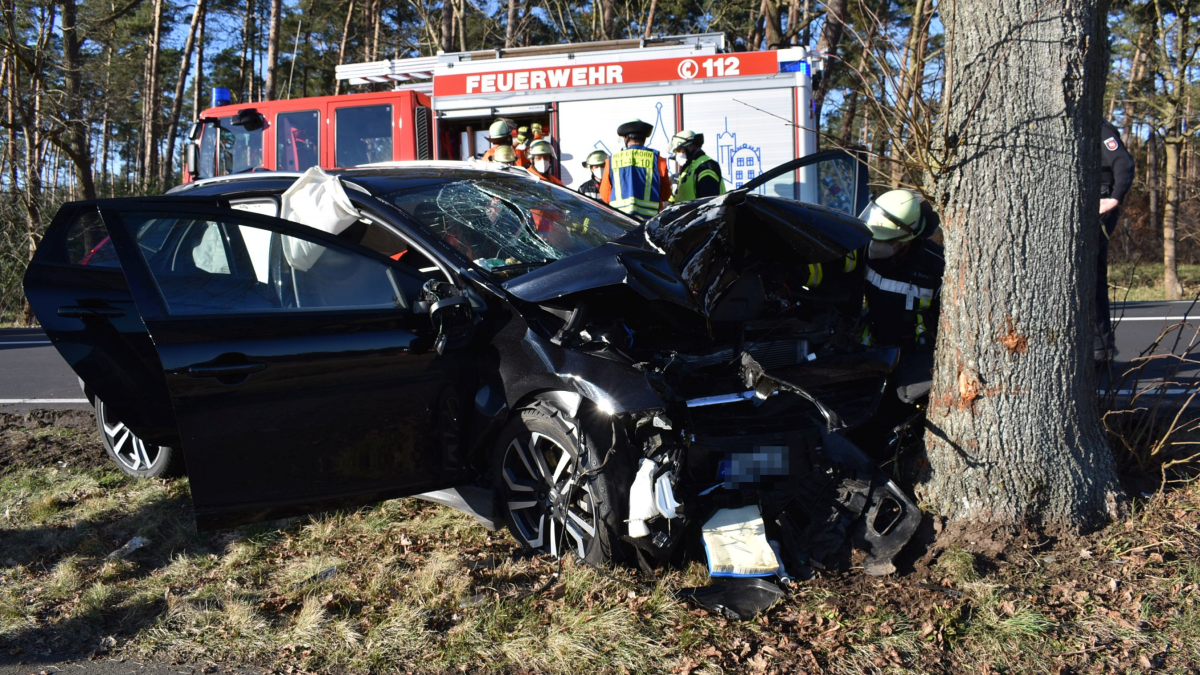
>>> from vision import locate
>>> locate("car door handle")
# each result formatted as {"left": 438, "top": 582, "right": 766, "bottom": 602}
{"left": 57, "top": 305, "right": 125, "bottom": 319}
{"left": 186, "top": 362, "right": 268, "bottom": 378}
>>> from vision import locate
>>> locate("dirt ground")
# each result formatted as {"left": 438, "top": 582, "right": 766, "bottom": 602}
{"left": 2, "top": 411, "right": 1199, "bottom": 674}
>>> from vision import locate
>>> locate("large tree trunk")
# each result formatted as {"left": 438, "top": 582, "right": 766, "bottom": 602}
{"left": 264, "top": 0, "right": 282, "bottom": 100}
{"left": 193, "top": 5, "right": 205, "bottom": 121}
{"left": 642, "top": 0, "right": 658, "bottom": 38}
{"left": 923, "top": 0, "right": 1124, "bottom": 531}
{"left": 160, "top": 0, "right": 206, "bottom": 186}
{"left": 56, "top": 0, "right": 97, "bottom": 200}
{"left": 1163, "top": 136, "right": 1183, "bottom": 299}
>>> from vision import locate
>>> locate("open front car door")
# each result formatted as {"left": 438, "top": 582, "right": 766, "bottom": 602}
{"left": 52, "top": 199, "right": 477, "bottom": 528}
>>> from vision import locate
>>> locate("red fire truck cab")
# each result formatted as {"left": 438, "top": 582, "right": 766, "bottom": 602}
{"left": 184, "top": 33, "right": 823, "bottom": 200}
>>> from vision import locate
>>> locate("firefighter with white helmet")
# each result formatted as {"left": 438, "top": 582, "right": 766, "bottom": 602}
{"left": 599, "top": 119, "right": 672, "bottom": 219}
{"left": 482, "top": 119, "right": 528, "bottom": 167}
{"left": 578, "top": 150, "right": 608, "bottom": 200}
{"left": 860, "top": 189, "right": 944, "bottom": 401}
{"left": 526, "top": 140, "right": 564, "bottom": 186}
{"left": 668, "top": 130, "right": 725, "bottom": 202}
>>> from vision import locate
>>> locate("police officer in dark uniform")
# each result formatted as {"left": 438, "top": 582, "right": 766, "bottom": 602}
{"left": 1097, "top": 121, "right": 1135, "bottom": 359}
{"left": 860, "top": 189, "right": 944, "bottom": 403}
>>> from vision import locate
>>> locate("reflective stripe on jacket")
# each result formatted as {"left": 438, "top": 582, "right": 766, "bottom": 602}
{"left": 671, "top": 154, "right": 725, "bottom": 202}
{"left": 599, "top": 146, "right": 672, "bottom": 218}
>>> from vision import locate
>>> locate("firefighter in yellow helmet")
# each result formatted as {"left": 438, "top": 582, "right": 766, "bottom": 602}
{"left": 668, "top": 130, "right": 725, "bottom": 202}
{"left": 526, "top": 140, "right": 564, "bottom": 186}
{"left": 481, "top": 119, "right": 528, "bottom": 167}
{"left": 598, "top": 119, "right": 672, "bottom": 219}
{"left": 860, "top": 189, "right": 944, "bottom": 402}
{"left": 490, "top": 144, "right": 517, "bottom": 166}
{"left": 578, "top": 150, "right": 608, "bottom": 200}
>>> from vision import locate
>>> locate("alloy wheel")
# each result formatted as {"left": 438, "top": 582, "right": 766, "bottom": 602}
{"left": 96, "top": 398, "right": 163, "bottom": 473}
{"left": 500, "top": 431, "right": 598, "bottom": 559}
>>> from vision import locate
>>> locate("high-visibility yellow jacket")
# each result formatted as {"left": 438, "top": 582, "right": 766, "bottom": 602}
{"left": 598, "top": 145, "right": 672, "bottom": 219}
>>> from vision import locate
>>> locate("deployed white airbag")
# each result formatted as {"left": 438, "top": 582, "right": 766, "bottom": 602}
{"left": 279, "top": 166, "right": 363, "bottom": 271}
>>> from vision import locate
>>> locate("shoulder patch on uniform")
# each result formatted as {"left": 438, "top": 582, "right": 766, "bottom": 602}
{"left": 1104, "top": 137, "right": 1119, "bottom": 151}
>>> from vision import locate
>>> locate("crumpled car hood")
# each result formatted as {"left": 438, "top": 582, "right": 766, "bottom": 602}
{"left": 504, "top": 192, "right": 872, "bottom": 317}
{"left": 646, "top": 192, "right": 873, "bottom": 317}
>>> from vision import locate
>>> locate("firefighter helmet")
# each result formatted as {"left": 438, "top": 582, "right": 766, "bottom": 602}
{"left": 528, "top": 140, "right": 557, "bottom": 159}
{"left": 491, "top": 145, "right": 517, "bottom": 165}
{"left": 860, "top": 189, "right": 932, "bottom": 242}
{"left": 582, "top": 150, "right": 609, "bottom": 167}
{"left": 669, "top": 130, "right": 704, "bottom": 153}
{"left": 488, "top": 120, "right": 514, "bottom": 141}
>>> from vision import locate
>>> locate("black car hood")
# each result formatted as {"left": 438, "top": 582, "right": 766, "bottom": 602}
{"left": 504, "top": 192, "right": 872, "bottom": 317}
{"left": 502, "top": 241, "right": 692, "bottom": 308}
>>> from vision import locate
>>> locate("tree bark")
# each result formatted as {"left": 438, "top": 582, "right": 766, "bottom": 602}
{"left": 141, "top": 0, "right": 163, "bottom": 189}
{"left": 264, "top": 0, "right": 282, "bottom": 100}
{"left": 1148, "top": 130, "right": 1158, "bottom": 224}
{"left": 160, "top": 0, "right": 206, "bottom": 186}
{"left": 1163, "top": 135, "right": 1183, "bottom": 299}
{"left": 335, "top": 0, "right": 356, "bottom": 95}
{"left": 193, "top": 5, "right": 205, "bottom": 121}
{"left": 56, "top": 0, "right": 97, "bottom": 200}
{"left": 642, "top": 0, "right": 658, "bottom": 38}
{"left": 440, "top": 0, "right": 452, "bottom": 51}
{"left": 811, "top": 0, "right": 846, "bottom": 119}
{"left": 923, "top": 0, "right": 1124, "bottom": 531}
{"left": 239, "top": 0, "right": 254, "bottom": 100}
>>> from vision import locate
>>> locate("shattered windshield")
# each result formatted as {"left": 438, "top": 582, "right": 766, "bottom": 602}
{"left": 380, "top": 177, "right": 638, "bottom": 278}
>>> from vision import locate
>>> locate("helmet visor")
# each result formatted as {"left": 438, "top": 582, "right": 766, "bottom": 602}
{"left": 859, "top": 202, "right": 917, "bottom": 242}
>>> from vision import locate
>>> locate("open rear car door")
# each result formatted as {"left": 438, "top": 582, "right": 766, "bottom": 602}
{"left": 30, "top": 199, "right": 477, "bottom": 529}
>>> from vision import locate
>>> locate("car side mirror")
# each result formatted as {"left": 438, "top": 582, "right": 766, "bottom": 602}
{"left": 429, "top": 295, "right": 475, "bottom": 355}
{"left": 185, "top": 143, "right": 199, "bottom": 177}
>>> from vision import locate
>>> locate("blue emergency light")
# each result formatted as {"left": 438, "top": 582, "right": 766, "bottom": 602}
{"left": 211, "top": 87, "right": 232, "bottom": 108}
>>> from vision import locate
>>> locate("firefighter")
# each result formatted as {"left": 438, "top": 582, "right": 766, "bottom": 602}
{"left": 578, "top": 150, "right": 608, "bottom": 200}
{"left": 481, "top": 120, "right": 528, "bottom": 167}
{"left": 668, "top": 130, "right": 725, "bottom": 202}
{"left": 860, "top": 189, "right": 944, "bottom": 402}
{"left": 599, "top": 119, "right": 672, "bottom": 219}
{"left": 526, "top": 140, "right": 564, "bottom": 186}
{"left": 490, "top": 145, "right": 517, "bottom": 166}
{"left": 1096, "top": 120, "right": 1135, "bottom": 360}
{"left": 515, "top": 126, "right": 531, "bottom": 155}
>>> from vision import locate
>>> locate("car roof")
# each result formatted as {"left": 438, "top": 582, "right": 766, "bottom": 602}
{"left": 168, "top": 160, "right": 539, "bottom": 197}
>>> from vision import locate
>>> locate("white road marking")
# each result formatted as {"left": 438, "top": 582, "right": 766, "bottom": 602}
{"left": 0, "top": 340, "right": 52, "bottom": 344}
{"left": 1102, "top": 389, "right": 1195, "bottom": 396}
{"left": 0, "top": 399, "right": 89, "bottom": 404}
{"left": 1113, "top": 317, "right": 1198, "bottom": 322}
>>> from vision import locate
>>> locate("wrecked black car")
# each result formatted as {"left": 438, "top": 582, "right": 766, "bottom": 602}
{"left": 23, "top": 152, "right": 920, "bottom": 583}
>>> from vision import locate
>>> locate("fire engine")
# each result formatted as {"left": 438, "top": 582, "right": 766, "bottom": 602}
{"left": 183, "top": 33, "right": 823, "bottom": 199}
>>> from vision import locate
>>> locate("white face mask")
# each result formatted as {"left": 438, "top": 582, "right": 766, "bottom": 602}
{"left": 591, "top": 167, "right": 603, "bottom": 181}
{"left": 675, "top": 152, "right": 688, "bottom": 167}
{"left": 533, "top": 159, "right": 550, "bottom": 174}
{"left": 868, "top": 240, "right": 900, "bottom": 259}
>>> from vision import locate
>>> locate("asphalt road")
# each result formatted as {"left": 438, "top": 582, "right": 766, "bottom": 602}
{"left": 2, "top": 301, "right": 1199, "bottom": 414}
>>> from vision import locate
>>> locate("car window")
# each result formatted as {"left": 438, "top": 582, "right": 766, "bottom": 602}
{"left": 277, "top": 110, "right": 321, "bottom": 172}
{"left": 379, "top": 176, "right": 638, "bottom": 279}
{"left": 335, "top": 105, "right": 392, "bottom": 167}
{"left": 64, "top": 210, "right": 120, "bottom": 268}
{"left": 121, "top": 211, "right": 414, "bottom": 316}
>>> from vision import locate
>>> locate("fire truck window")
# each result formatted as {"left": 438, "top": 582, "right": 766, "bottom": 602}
{"left": 276, "top": 110, "right": 320, "bottom": 172}
{"left": 335, "top": 105, "right": 393, "bottom": 168}
{"left": 218, "top": 115, "right": 264, "bottom": 174}
{"left": 198, "top": 121, "right": 218, "bottom": 179}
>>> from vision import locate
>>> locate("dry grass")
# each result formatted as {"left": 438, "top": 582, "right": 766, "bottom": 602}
{"left": 3, "top": 458, "right": 1200, "bottom": 672}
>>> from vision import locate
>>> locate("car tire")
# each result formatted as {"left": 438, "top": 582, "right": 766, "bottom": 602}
{"left": 493, "top": 401, "right": 625, "bottom": 566}
{"left": 94, "top": 397, "right": 185, "bottom": 479}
